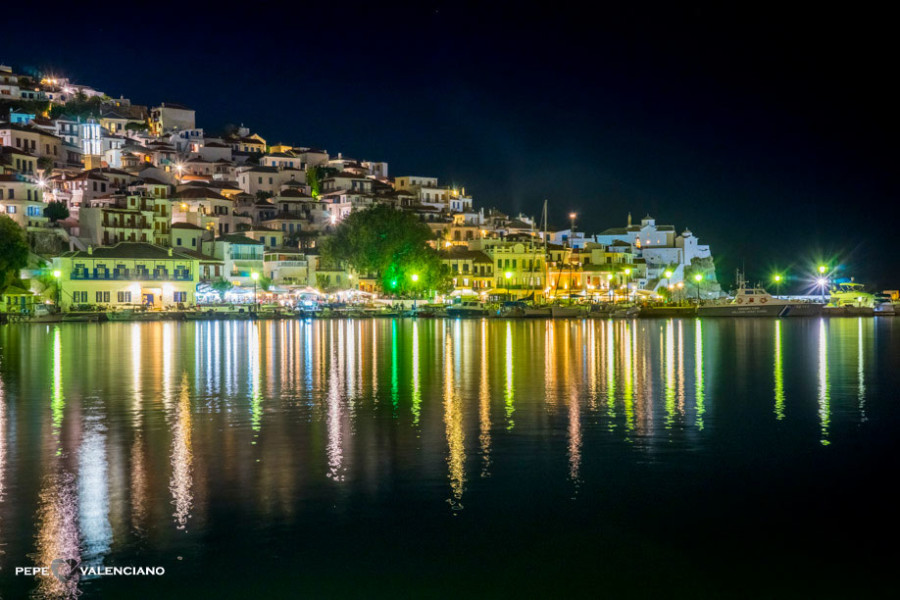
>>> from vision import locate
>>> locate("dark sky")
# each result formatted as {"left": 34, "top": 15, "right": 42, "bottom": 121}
{"left": 3, "top": 4, "right": 896, "bottom": 289}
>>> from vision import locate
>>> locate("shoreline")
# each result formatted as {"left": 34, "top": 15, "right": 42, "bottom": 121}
{"left": 1, "top": 309, "right": 891, "bottom": 325}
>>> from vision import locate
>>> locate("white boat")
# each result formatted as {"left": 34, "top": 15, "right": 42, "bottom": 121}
{"left": 699, "top": 285, "right": 823, "bottom": 317}
{"left": 446, "top": 301, "right": 490, "bottom": 317}
{"left": 831, "top": 282, "right": 875, "bottom": 308}
{"left": 874, "top": 293, "right": 895, "bottom": 316}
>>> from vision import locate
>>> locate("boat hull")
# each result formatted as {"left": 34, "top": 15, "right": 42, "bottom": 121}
{"left": 550, "top": 307, "right": 584, "bottom": 318}
{"left": 781, "top": 303, "right": 825, "bottom": 317}
{"left": 523, "top": 308, "right": 552, "bottom": 318}
{"left": 699, "top": 304, "right": 786, "bottom": 317}
{"left": 446, "top": 308, "right": 489, "bottom": 318}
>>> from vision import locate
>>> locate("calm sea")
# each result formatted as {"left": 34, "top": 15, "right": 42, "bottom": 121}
{"left": 0, "top": 318, "right": 898, "bottom": 598}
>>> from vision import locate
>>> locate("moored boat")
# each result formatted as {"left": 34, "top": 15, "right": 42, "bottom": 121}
{"left": 446, "top": 301, "right": 490, "bottom": 317}
{"left": 699, "top": 284, "right": 823, "bottom": 317}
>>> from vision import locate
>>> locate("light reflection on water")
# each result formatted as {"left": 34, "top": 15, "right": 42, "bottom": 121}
{"left": 0, "top": 317, "right": 894, "bottom": 597}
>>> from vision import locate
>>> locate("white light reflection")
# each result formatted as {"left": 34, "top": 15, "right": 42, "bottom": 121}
{"left": 170, "top": 373, "right": 193, "bottom": 530}
{"left": 858, "top": 318, "right": 866, "bottom": 422}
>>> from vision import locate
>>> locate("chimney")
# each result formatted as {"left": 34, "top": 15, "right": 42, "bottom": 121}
{"left": 87, "top": 245, "right": 93, "bottom": 255}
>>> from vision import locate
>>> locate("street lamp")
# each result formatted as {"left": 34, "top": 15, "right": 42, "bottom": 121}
{"left": 816, "top": 277, "right": 828, "bottom": 303}
{"left": 53, "top": 269, "right": 61, "bottom": 309}
{"left": 693, "top": 273, "right": 703, "bottom": 303}
{"left": 607, "top": 273, "right": 613, "bottom": 303}
{"left": 773, "top": 274, "right": 782, "bottom": 296}
{"left": 663, "top": 270, "right": 673, "bottom": 303}
{"left": 251, "top": 271, "right": 259, "bottom": 312}
{"left": 504, "top": 271, "right": 513, "bottom": 302}
{"left": 411, "top": 273, "right": 419, "bottom": 312}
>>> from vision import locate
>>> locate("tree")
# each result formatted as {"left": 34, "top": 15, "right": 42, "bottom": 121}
{"left": 320, "top": 204, "right": 449, "bottom": 294}
{"left": 37, "top": 156, "right": 54, "bottom": 172}
{"left": 43, "top": 201, "right": 69, "bottom": 222}
{"left": 211, "top": 278, "right": 233, "bottom": 295}
{"left": 0, "top": 216, "right": 29, "bottom": 286}
{"left": 125, "top": 122, "right": 148, "bottom": 133}
{"left": 307, "top": 166, "right": 339, "bottom": 198}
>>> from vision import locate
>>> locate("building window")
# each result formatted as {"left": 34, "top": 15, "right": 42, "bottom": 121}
{"left": 118, "top": 291, "right": 132, "bottom": 303}
{"left": 95, "top": 291, "right": 110, "bottom": 303}
{"left": 173, "top": 291, "right": 187, "bottom": 302}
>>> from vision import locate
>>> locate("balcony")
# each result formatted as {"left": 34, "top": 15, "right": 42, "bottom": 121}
{"left": 268, "top": 260, "right": 307, "bottom": 267}
{"left": 70, "top": 271, "right": 193, "bottom": 281}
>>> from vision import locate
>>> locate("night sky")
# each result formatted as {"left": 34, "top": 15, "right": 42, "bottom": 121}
{"left": 3, "top": 5, "right": 896, "bottom": 289}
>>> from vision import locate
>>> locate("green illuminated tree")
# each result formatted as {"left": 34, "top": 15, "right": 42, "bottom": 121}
{"left": 320, "top": 204, "right": 449, "bottom": 294}
{"left": 306, "top": 166, "right": 339, "bottom": 198}
{"left": 0, "top": 216, "right": 29, "bottom": 286}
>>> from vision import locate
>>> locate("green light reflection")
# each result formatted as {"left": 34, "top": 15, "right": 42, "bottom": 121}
{"left": 51, "top": 326, "right": 64, "bottom": 443}
{"left": 774, "top": 320, "right": 785, "bottom": 421}
{"left": 695, "top": 319, "right": 705, "bottom": 429}
{"left": 817, "top": 319, "right": 830, "bottom": 445}
{"left": 665, "top": 320, "right": 675, "bottom": 430}
{"left": 411, "top": 320, "right": 421, "bottom": 425}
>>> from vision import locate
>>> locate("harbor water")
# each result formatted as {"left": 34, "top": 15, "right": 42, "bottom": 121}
{"left": 0, "top": 318, "right": 898, "bottom": 597}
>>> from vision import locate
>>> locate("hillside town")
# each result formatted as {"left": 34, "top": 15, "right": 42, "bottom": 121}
{"left": 0, "top": 62, "right": 720, "bottom": 316}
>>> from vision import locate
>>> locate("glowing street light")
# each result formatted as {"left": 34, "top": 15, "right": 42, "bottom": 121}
{"left": 773, "top": 274, "right": 783, "bottom": 296}
{"left": 504, "top": 270, "right": 513, "bottom": 301}
{"left": 411, "top": 273, "right": 420, "bottom": 311}
{"left": 816, "top": 276, "right": 828, "bottom": 303}
{"left": 818, "top": 265, "right": 827, "bottom": 274}
{"left": 663, "top": 270, "right": 673, "bottom": 303}
{"left": 693, "top": 273, "right": 703, "bottom": 303}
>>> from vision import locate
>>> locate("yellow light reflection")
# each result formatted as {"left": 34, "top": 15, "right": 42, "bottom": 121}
{"left": 444, "top": 332, "right": 465, "bottom": 510}
{"left": 817, "top": 319, "right": 830, "bottom": 445}
{"left": 163, "top": 321, "right": 173, "bottom": 405}
{"left": 131, "top": 323, "right": 147, "bottom": 530}
{"left": 773, "top": 320, "right": 785, "bottom": 421}
{"left": 170, "top": 373, "right": 193, "bottom": 530}
{"left": 624, "top": 322, "right": 636, "bottom": 433}
{"left": 606, "top": 323, "right": 616, "bottom": 428}
{"left": 567, "top": 386, "right": 582, "bottom": 491}
{"left": 695, "top": 319, "right": 705, "bottom": 429}
{"left": 479, "top": 321, "right": 491, "bottom": 477}
{"left": 504, "top": 322, "right": 515, "bottom": 430}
